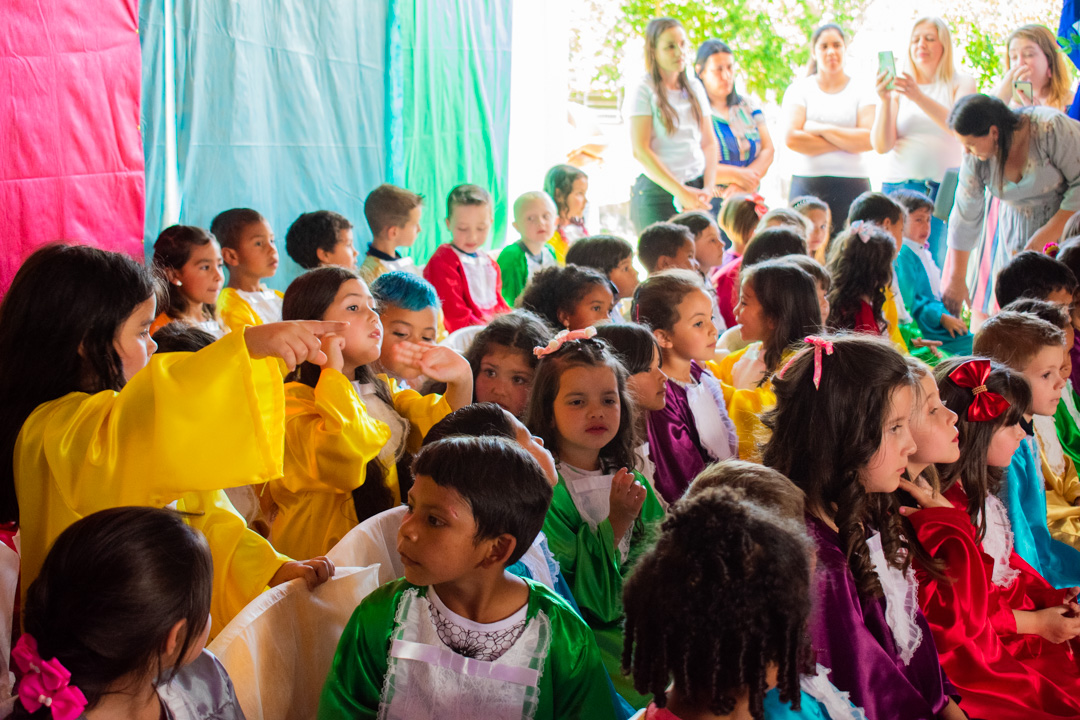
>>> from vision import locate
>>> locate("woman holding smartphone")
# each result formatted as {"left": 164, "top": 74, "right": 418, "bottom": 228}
{"left": 783, "top": 23, "right": 875, "bottom": 238}
{"left": 871, "top": 17, "right": 975, "bottom": 266}
{"left": 992, "top": 24, "right": 1074, "bottom": 111}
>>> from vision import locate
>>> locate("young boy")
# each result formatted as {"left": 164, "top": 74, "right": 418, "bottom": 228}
{"left": 996, "top": 250, "right": 1078, "bottom": 311}
{"left": 497, "top": 191, "right": 558, "bottom": 306}
{"left": 422, "top": 184, "right": 510, "bottom": 333}
{"left": 211, "top": 208, "right": 284, "bottom": 333}
{"left": 359, "top": 184, "right": 424, "bottom": 285}
{"left": 285, "top": 210, "right": 359, "bottom": 271}
{"left": 370, "top": 271, "right": 440, "bottom": 387}
{"left": 891, "top": 189, "right": 972, "bottom": 356}
{"left": 637, "top": 221, "right": 699, "bottom": 276}
{"left": 318, "top": 436, "right": 615, "bottom": 719}
{"left": 973, "top": 310, "right": 1080, "bottom": 587}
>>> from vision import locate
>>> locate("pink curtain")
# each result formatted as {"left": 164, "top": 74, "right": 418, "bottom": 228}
{"left": 0, "top": 0, "right": 145, "bottom": 293}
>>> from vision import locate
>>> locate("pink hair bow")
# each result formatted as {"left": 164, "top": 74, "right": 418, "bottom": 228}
{"left": 774, "top": 336, "right": 834, "bottom": 390}
{"left": 750, "top": 193, "right": 768, "bottom": 219}
{"left": 12, "top": 635, "right": 87, "bottom": 720}
{"left": 1044, "top": 242, "right": 1061, "bottom": 258}
{"left": 534, "top": 326, "right": 597, "bottom": 358}
{"left": 850, "top": 220, "right": 873, "bottom": 243}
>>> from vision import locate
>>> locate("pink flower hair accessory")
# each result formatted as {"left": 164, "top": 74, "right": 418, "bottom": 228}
{"left": 1044, "top": 242, "right": 1061, "bottom": 258}
{"left": 12, "top": 635, "right": 87, "bottom": 720}
{"left": 534, "top": 326, "right": 597, "bottom": 358}
{"left": 776, "top": 336, "right": 834, "bottom": 390}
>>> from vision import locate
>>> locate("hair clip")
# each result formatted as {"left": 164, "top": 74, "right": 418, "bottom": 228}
{"left": 1044, "top": 242, "right": 1061, "bottom": 258}
{"left": 775, "top": 336, "right": 833, "bottom": 390}
{"left": 749, "top": 193, "right": 768, "bottom": 219}
{"left": 947, "top": 359, "right": 1010, "bottom": 422}
{"left": 791, "top": 198, "right": 810, "bottom": 209}
{"left": 12, "top": 635, "right": 87, "bottom": 720}
{"left": 850, "top": 220, "right": 873, "bottom": 243}
{"left": 534, "top": 326, "right": 597, "bottom": 358}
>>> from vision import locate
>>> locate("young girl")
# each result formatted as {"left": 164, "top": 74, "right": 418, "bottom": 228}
{"left": 523, "top": 333, "right": 665, "bottom": 709}
{"left": 150, "top": 225, "right": 227, "bottom": 338}
{"left": 0, "top": 244, "right": 336, "bottom": 630}
{"left": 623, "top": 483, "right": 864, "bottom": 720}
{"left": 272, "top": 267, "right": 472, "bottom": 560}
{"left": 900, "top": 357, "right": 1080, "bottom": 718}
{"left": 12, "top": 507, "right": 241, "bottom": 720}
{"left": 713, "top": 193, "right": 768, "bottom": 327}
{"left": 762, "top": 334, "right": 963, "bottom": 720}
{"left": 565, "top": 235, "right": 639, "bottom": 321}
{"left": 462, "top": 309, "right": 552, "bottom": 417}
{"left": 633, "top": 270, "right": 738, "bottom": 503}
{"left": 545, "top": 164, "right": 590, "bottom": 263}
{"left": 594, "top": 323, "right": 669, "bottom": 508}
{"left": 791, "top": 195, "right": 831, "bottom": 263}
{"left": 825, "top": 222, "right": 898, "bottom": 338}
{"left": 517, "top": 264, "right": 615, "bottom": 331}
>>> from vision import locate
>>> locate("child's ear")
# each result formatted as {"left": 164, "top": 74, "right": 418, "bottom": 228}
{"left": 481, "top": 534, "right": 518, "bottom": 568}
{"left": 163, "top": 618, "right": 187, "bottom": 659}
{"left": 511, "top": 219, "right": 521, "bottom": 234}
{"left": 654, "top": 255, "right": 673, "bottom": 272}
{"left": 386, "top": 225, "right": 400, "bottom": 243}
{"left": 652, "top": 328, "right": 673, "bottom": 349}
{"left": 315, "top": 247, "right": 333, "bottom": 266}
{"left": 556, "top": 309, "right": 571, "bottom": 329}
{"left": 444, "top": 217, "right": 452, "bottom": 232}
{"left": 221, "top": 247, "right": 240, "bottom": 268}
{"left": 164, "top": 267, "right": 181, "bottom": 285}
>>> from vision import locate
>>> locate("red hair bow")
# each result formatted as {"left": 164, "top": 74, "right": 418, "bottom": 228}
{"left": 948, "top": 359, "right": 1010, "bottom": 422}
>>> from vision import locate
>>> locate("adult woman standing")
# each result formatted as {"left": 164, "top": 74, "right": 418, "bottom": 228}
{"left": 992, "top": 24, "right": 1075, "bottom": 111}
{"left": 628, "top": 17, "right": 718, "bottom": 232}
{"left": 783, "top": 23, "right": 875, "bottom": 237}
{"left": 872, "top": 17, "right": 976, "bottom": 266}
{"left": 694, "top": 39, "right": 775, "bottom": 203}
{"left": 940, "top": 94, "right": 1080, "bottom": 318}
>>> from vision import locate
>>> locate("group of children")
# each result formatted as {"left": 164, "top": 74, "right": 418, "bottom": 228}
{"left": 8, "top": 161, "right": 1080, "bottom": 720}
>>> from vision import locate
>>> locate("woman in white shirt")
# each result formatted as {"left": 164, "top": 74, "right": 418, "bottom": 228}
{"left": 783, "top": 23, "right": 874, "bottom": 239}
{"left": 872, "top": 17, "right": 976, "bottom": 268}
{"left": 628, "top": 17, "right": 719, "bottom": 233}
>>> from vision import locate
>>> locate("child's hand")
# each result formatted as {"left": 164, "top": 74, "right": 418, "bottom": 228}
{"left": 244, "top": 321, "right": 349, "bottom": 371}
{"left": 320, "top": 334, "right": 346, "bottom": 375}
{"left": 392, "top": 342, "right": 471, "bottom": 385}
{"left": 608, "top": 468, "right": 647, "bottom": 544}
{"left": 269, "top": 556, "right": 336, "bottom": 590}
{"left": 940, "top": 313, "right": 969, "bottom": 338}
{"left": 897, "top": 476, "right": 952, "bottom": 517}
{"left": 1029, "top": 604, "right": 1080, "bottom": 643}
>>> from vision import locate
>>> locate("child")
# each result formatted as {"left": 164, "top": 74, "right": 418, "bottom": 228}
{"left": 522, "top": 333, "right": 665, "bottom": 709}
{"left": 594, "top": 323, "right": 669, "bottom": 509}
{"left": 637, "top": 222, "right": 698, "bottom": 276}
{"left": 719, "top": 259, "right": 822, "bottom": 461}
{"left": 792, "top": 195, "right": 831, "bottom": 263}
{"left": 517, "top": 264, "right": 615, "bottom": 331}
{"left": 825, "top": 222, "right": 898, "bottom": 338}
{"left": 150, "top": 225, "right": 227, "bottom": 338}
{"left": 901, "top": 358, "right": 1080, "bottom": 718}
{"left": 786, "top": 254, "right": 831, "bottom": 325}
{"left": 974, "top": 311, "right": 1080, "bottom": 586}
{"left": 13, "top": 507, "right": 243, "bottom": 720}
{"left": 152, "top": 322, "right": 218, "bottom": 353}
{"left": 285, "top": 210, "right": 359, "bottom": 271}
{"left": 498, "top": 191, "right": 559, "bottom": 306}
{"left": 565, "top": 235, "right": 639, "bottom": 322}
{"left": 671, "top": 210, "right": 724, "bottom": 277}
{"left": 358, "top": 183, "right": 424, "bottom": 284}
{"left": 370, "top": 271, "right": 440, "bottom": 385}
{"left": 464, "top": 310, "right": 552, "bottom": 417}
{"left": 422, "top": 184, "right": 511, "bottom": 332}
{"left": 1053, "top": 240, "right": 1080, "bottom": 389}
{"left": 761, "top": 334, "right": 962, "bottom": 720}
{"left": 545, "top": 164, "right": 590, "bottom": 263}
{"left": 756, "top": 207, "right": 811, "bottom": 237}
{"left": 995, "top": 250, "right": 1078, "bottom": 311}
{"left": 633, "top": 270, "right": 738, "bottom": 504}
{"left": 713, "top": 193, "right": 767, "bottom": 327}
{"left": 318, "top": 436, "right": 616, "bottom": 719}
{"left": 272, "top": 267, "right": 471, "bottom": 560}
{"left": 623, "top": 483, "right": 863, "bottom": 720}
{"left": 211, "top": 208, "right": 284, "bottom": 332}
{"left": 891, "top": 189, "right": 972, "bottom": 356}
{"left": 0, "top": 244, "right": 337, "bottom": 629}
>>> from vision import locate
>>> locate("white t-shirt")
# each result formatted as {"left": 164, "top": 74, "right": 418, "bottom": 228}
{"left": 626, "top": 73, "right": 711, "bottom": 183}
{"left": 882, "top": 78, "right": 963, "bottom": 183}
{"left": 783, "top": 75, "right": 874, "bottom": 178}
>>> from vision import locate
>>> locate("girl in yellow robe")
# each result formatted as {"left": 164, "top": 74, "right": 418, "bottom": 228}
{"left": 0, "top": 244, "right": 342, "bottom": 632}
{"left": 271, "top": 267, "right": 473, "bottom": 560}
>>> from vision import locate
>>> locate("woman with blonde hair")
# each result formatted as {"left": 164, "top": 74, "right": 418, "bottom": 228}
{"left": 872, "top": 17, "right": 976, "bottom": 266}
{"left": 993, "top": 24, "right": 1075, "bottom": 111}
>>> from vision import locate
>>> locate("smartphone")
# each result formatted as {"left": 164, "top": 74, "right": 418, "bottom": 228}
{"left": 1013, "top": 80, "right": 1034, "bottom": 104}
{"left": 878, "top": 51, "right": 896, "bottom": 90}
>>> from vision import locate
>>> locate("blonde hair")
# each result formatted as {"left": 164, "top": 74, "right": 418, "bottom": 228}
{"left": 1006, "top": 24, "right": 1073, "bottom": 112}
{"left": 907, "top": 17, "right": 956, "bottom": 87}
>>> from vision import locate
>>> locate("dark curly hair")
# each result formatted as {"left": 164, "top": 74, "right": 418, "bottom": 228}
{"left": 762, "top": 333, "right": 919, "bottom": 598}
{"left": 622, "top": 486, "right": 814, "bottom": 718}
{"left": 934, "top": 357, "right": 1032, "bottom": 541}
{"left": 826, "top": 223, "right": 896, "bottom": 334}
{"left": 564, "top": 235, "right": 634, "bottom": 278}
{"left": 516, "top": 264, "right": 613, "bottom": 330}
{"left": 285, "top": 210, "right": 353, "bottom": 270}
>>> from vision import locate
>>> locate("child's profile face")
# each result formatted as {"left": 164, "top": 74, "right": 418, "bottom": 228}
{"left": 805, "top": 209, "right": 830, "bottom": 253}
{"left": 881, "top": 217, "right": 904, "bottom": 254}
{"left": 734, "top": 280, "right": 771, "bottom": 344}
{"left": 987, "top": 421, "right": 1027, "bottom": 466}
{"left": 320, "top": 229, "right": 359, "bottom": 270}
{"left": 446, "top": 204, "right": 492, "bottom": 254}
{"left": 816, "top": 282, "right": 830, "bottom": 325}
{"left": 609, "top": 256, "right": 639, "bottom": 300}
{"left": 658, "top": 239, "right": 699, "bottom": 273}
{"left": 1021, "top": 344, "right": 1066, "bottom": 416}
{"left": 513, "top": 197, "right": 556, "bottom": 247}
{"left": 505, "top": 409, "right": 558, "bottom": 485}
{"left": 561, "top": 177, "right": 589, "bottom": 219}
{"left": 552, "top": 364, "right": 621, "bottom": 459}
{"left": 321, "top": 279, "right": 383, "bottom": 369}
{"left": 475, "top": 344, "right": 534, "bottom": 417}
{"left": 861, "top": 384, "right": 917, "bottom": 494}
{"left": 559, "top": 284, "right": 614, "bottom": 330}
{"left": 626, "top": 345, "right": 668, "bottom": 412}
{"left": 905, "top": 208, "right": 933, "bottom": 246}
{"left": 1063, "top": 325, "right": 1074, "bottom": 380}
{"left": 1045, "top": 287, "right": 1076, "bottom": 316}
{"left": 397, "top": 206, "right": 423, "bottom": 248}
{"left": 398, "top": 474, "right": 491, "bottom": 586}
{"left": 378, "top": 304, "right": 438, "bottom": 380}
{"left": 174, "top": 240, "right": 225, "bottom": 308}
{"left": 114, "top": 296, "right": 158, "bottom": 383}
{"left": 660, "top": 289, "right": 718, "bottom": 363}
{"left": 231, "top": 220, "right": 279, "bottom": 279}
{"left": 693, "top": 222, "right": 725, "bottom": 271}
{"left": 909, "top": 374, "right": 959, "bottom": 466}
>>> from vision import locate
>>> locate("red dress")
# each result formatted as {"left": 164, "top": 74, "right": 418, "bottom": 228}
{"left": 709, "top": 256, "right": 741, "bottom": 329}
{"left": 908, "top": 485, "right": 1080, "bottom": 718}
{"left": 422, "top": 244, "right": 510, "bottom": 332}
